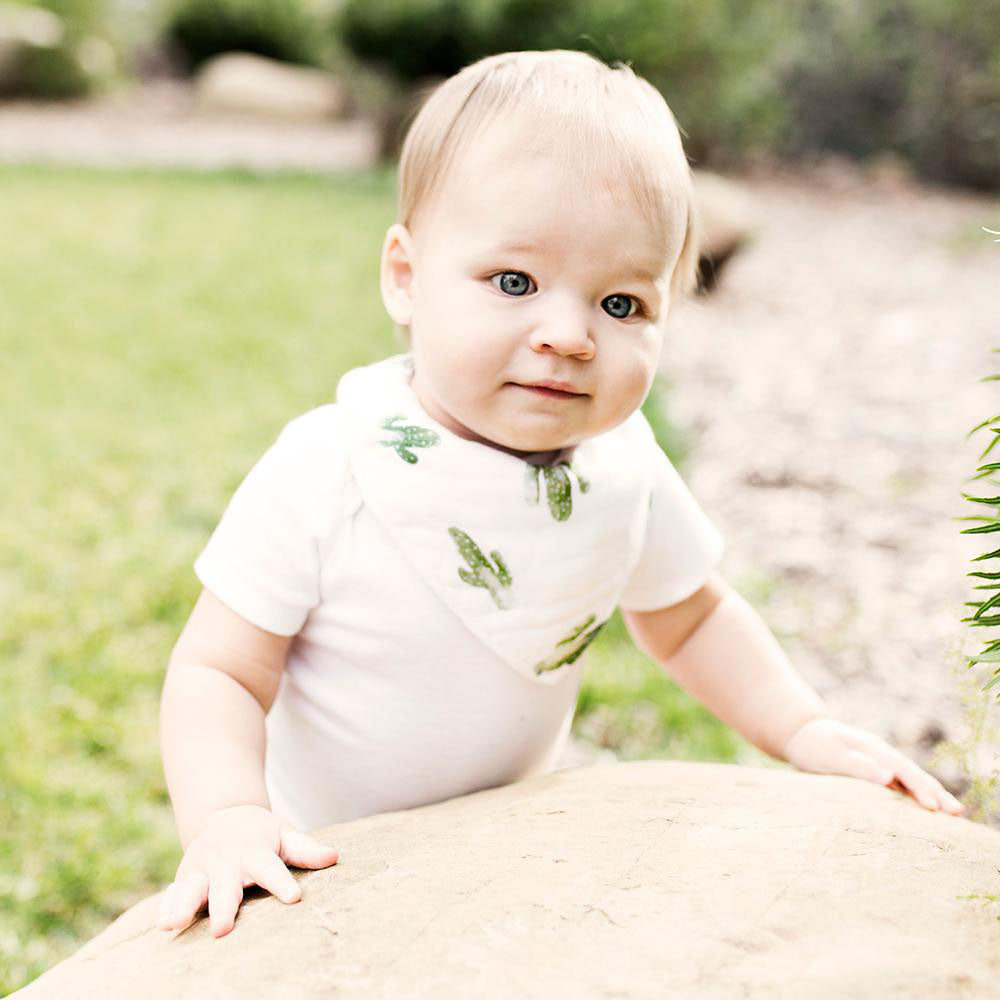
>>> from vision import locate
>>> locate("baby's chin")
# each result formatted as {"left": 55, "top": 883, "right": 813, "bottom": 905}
{"left": 467, "top": 421, "right": 585, "bottom": 458}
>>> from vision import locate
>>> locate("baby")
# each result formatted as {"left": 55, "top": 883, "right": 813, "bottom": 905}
{"left": 157, "top": 49, "right": 963, "bottom": 939}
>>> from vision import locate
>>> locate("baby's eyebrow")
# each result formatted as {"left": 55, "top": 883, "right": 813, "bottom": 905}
{"left": 494, "top": 238, "right": 545, "bottom": 255}
{"left": 486, "top": 240, "right": 665, "bottom": 287}
{"left": 618, "top": 265, "right": 661, "bottom": 283}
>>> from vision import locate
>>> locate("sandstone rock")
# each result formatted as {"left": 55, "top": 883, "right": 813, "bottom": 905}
{"left": 0, "top": 3, "right": 61, "bottom": 47}
{"left": 15, "top": 761, "right": 999, "bottom": 998}
{"left": 193, "top": 52, "right": 346, "bottom": 122}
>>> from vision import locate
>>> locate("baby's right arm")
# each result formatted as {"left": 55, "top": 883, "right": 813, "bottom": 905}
{"left": 158, "top": 589, "right": 339, "bottom": 937}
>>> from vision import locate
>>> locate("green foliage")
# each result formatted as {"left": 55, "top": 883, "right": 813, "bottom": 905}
{"left": 336, "top": 0, "right": 786, "bottom": 165}
{"left": 335, "top": 0, "right": 1000, "bottom": 188}
{"left": 777, "top": 0, "right": 1000, "bottom": 190}
{"left": 163, "top": 0, "right": 329, "bottom": 70}
{"left": 961, "top": 348, "right": 1000, "bottom": 695}
{"left": 12, "top": 0, "right": 110, "bottom": 33}
{"left": 2, "top": 43, "right": 88, "bottom": 97}
{"left": 0, "top": 0, "right": 115, "bottom": 98}
{"left": 948, "top": 302, "right": 1000, "bottom": 817}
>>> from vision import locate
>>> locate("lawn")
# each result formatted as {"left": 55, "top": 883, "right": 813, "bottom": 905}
{"left": 0, "top": 164, "right": 756, "bottom": 992}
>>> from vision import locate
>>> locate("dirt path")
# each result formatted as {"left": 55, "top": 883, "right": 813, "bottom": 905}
{"left": 665, "top": 161, "right": 999, "bottom": 789}
{"left": 0, "top": 84, "right": 377, "bottom": 171}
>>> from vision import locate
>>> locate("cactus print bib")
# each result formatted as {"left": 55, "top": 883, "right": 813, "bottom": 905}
{"left": 337, "top": 354, "right": 655, "bottom": 686}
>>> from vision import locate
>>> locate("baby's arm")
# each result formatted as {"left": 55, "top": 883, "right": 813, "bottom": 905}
{"left": 159, "top": 589, "right": 339, "bottom": 937}
{"left": 624, "top": 574, "right": 964, "bottom": 814}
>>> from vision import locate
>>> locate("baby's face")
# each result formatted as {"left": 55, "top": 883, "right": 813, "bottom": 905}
{"left": 384, "top": 127, "right": 679, "bottom": 455}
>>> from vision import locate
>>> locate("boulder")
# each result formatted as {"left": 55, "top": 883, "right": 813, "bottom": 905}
{"left": 691, "top": 170, "right": 757, "bottom": 292}
{"left": 0, "top": 2, "right": 62, "bottom": 50}
{"left": 15, "top": 761, "right": 1000, "bottom": 998}
{"left": 193, "top": 52, "right": 346, "bottom": 122}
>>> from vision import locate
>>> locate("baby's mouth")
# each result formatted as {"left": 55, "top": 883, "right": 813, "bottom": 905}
{"left": 513, "top": 381, "right": 587, "bottom": 400}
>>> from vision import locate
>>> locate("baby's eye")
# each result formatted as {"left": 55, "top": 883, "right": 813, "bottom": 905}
{"left": 601, "top": 294, "right": 640, "bottom": 319}
{"left": 491, "top": 271, "right": 535, "bottom": 296}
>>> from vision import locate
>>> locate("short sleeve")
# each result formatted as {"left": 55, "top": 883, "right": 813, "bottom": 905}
{"left": 618, "top": 440, "right": 724, "bottom": 612}
{"left": 194, "top": 405, "right": 348, "bottom": 636}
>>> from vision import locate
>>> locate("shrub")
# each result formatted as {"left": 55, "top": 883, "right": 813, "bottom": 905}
{"left": 776, "top": 0, "right": 1000, "bottom": 190}
{"left": 337, "top": 0, "right": 787, "bottom": 166}
{"left": 163, "top": 0, "right": 328, "bottom": 71}
{"left": 336, "top": 0, "right": 1000, "bottom": 189}
{"left": 0, "top": 0, "right": 116, "bottom": 98}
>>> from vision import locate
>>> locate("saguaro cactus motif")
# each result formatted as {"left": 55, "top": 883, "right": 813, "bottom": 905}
{"left": 448, "top": 527, "right": 513, "bottom": 609}
{"left": 534, "top": 613, "right": 605, "bottom": 675}
{"left": 380, "top": 415, "right": 440, "bottom": 464}
{"left": 524, "top": 461, "right": 590, "bottom": 521}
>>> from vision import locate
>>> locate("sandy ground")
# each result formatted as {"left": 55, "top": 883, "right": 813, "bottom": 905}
{"left": 2, "top": 88, "right": 998, "bottom": 793}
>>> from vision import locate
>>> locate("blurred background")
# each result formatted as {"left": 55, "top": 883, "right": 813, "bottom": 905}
{"left": 1, "top": 0, "right": 999, "bottom": 991}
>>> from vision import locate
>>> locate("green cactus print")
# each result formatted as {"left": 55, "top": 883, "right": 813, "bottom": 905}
{"left": 380, "top": 415, "right": 440, "bottom": 464}
{"left": 534, "top": 614, "right": 606, "bottom": 675}
{"left": 448, "top": 527, "right": 513, "bottom": 610}
{"left": 524, "top": 461, "right": 590, "bottom": 521}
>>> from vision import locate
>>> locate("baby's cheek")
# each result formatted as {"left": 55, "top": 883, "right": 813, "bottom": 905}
{"left": 618, "top": 360, "right": 656, "bottom": 413}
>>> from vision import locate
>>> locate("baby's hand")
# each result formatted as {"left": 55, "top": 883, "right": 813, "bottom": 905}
{"left": 783, "top": 717, "right": 965, "bottom": 815}
{"left": 158, "top": 804, "right": 339, "bottom": 938}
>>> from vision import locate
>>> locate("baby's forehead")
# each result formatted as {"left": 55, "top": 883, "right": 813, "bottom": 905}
{"left": 421, "top": 133, "right": 682, "bottom": 274}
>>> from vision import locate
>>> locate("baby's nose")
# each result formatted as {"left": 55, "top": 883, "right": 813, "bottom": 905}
{"left": 529, "top": 307, "right": 594, "bottom": 358}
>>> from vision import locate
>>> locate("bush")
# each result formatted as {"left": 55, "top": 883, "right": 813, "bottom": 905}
{"left": 336, "top": 0, "right": 1000, "bottom": 190}
{"left": 163, "top": 0, "right": 329, "bottom": 71}
{"left": 337, "top": 0, "right": 787, "bottom": 166}
{"left": 2, "top": 42, "right": 88, "bottom": 97}
{"left": 0, "top": 1, "right": 116, "bottom": 98}
{"left": 777, "top": 0, "right": 1000, "bottom": 191}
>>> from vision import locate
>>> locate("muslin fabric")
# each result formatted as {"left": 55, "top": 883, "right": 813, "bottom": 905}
{"left": 336, "top": 354, "right": 656, "bottom": 684}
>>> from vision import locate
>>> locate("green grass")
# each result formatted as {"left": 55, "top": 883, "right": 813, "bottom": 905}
{"left": 0, "top": 164, "right": 744, "bottom": 993}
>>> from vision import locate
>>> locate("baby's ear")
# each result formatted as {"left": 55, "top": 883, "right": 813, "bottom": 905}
{"left": 380, "top": 223, "right": 416, "bottom": 326}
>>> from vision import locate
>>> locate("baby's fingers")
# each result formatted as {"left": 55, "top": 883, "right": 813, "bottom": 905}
{"left": 280, "top": 829, "right": 340, "bottom": 871}
{"left": 243, "top": 850, "right": 302, "bottom": 905}
{"left": 887, "top": 762, "right": 965, "bottom": 815}
{"left": 855, "top": 738, "right": 966, "bottom": 815}
{"left": 839, "top": 749, "right": 894, "bottom": 786}
{"left": 159, "top": 868, "right": 209, "bottom": 931}
{"left": 207, "top": 866, "right": 245, "bottom": 938}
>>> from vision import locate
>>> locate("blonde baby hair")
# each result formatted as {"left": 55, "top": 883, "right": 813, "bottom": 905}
{"left": 397, "top": 49, "right": 700, "bottom": 304}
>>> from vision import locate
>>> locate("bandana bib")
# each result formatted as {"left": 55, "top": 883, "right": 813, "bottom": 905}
{"left": 337, "top": 354, "right": 655, "bottom": 686}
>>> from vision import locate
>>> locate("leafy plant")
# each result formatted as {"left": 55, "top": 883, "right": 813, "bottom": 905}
{"left": 960, "top": 333, "right": 1000, "bottom": 697}
{"left": 163, "top": 0, "right": 328, "bottom": 70}
{"left": 335, "top": 0, "right": 788, "bottom": 167}
{"left": 0, "top": 0, "right": 117, "bottom": 98}
{"left": 335, "top": 0, "right": 1000, "bottom": 189}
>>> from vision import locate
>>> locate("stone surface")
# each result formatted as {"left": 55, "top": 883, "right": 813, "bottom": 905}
{"left": 692, "top": 169, "right": 757, "bottom": 262}
{"left": 15, "top": 761, "right": 1000, "bottom": 999}
{"left": 193, "top": 52, "right": 347, "bottom": 121}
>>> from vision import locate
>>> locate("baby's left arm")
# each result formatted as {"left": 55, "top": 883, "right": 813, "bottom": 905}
{"left": 623, "top": 575, "right": 964, "bottom": 815}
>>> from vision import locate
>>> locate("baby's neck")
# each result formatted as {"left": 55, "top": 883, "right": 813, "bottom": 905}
{"left": 514, "top": 445, "right": 576, "bottom": 467}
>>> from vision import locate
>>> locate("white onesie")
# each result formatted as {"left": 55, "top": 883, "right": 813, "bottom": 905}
{"left": 194, "top": 354, "right": 723, "bottom": 832}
